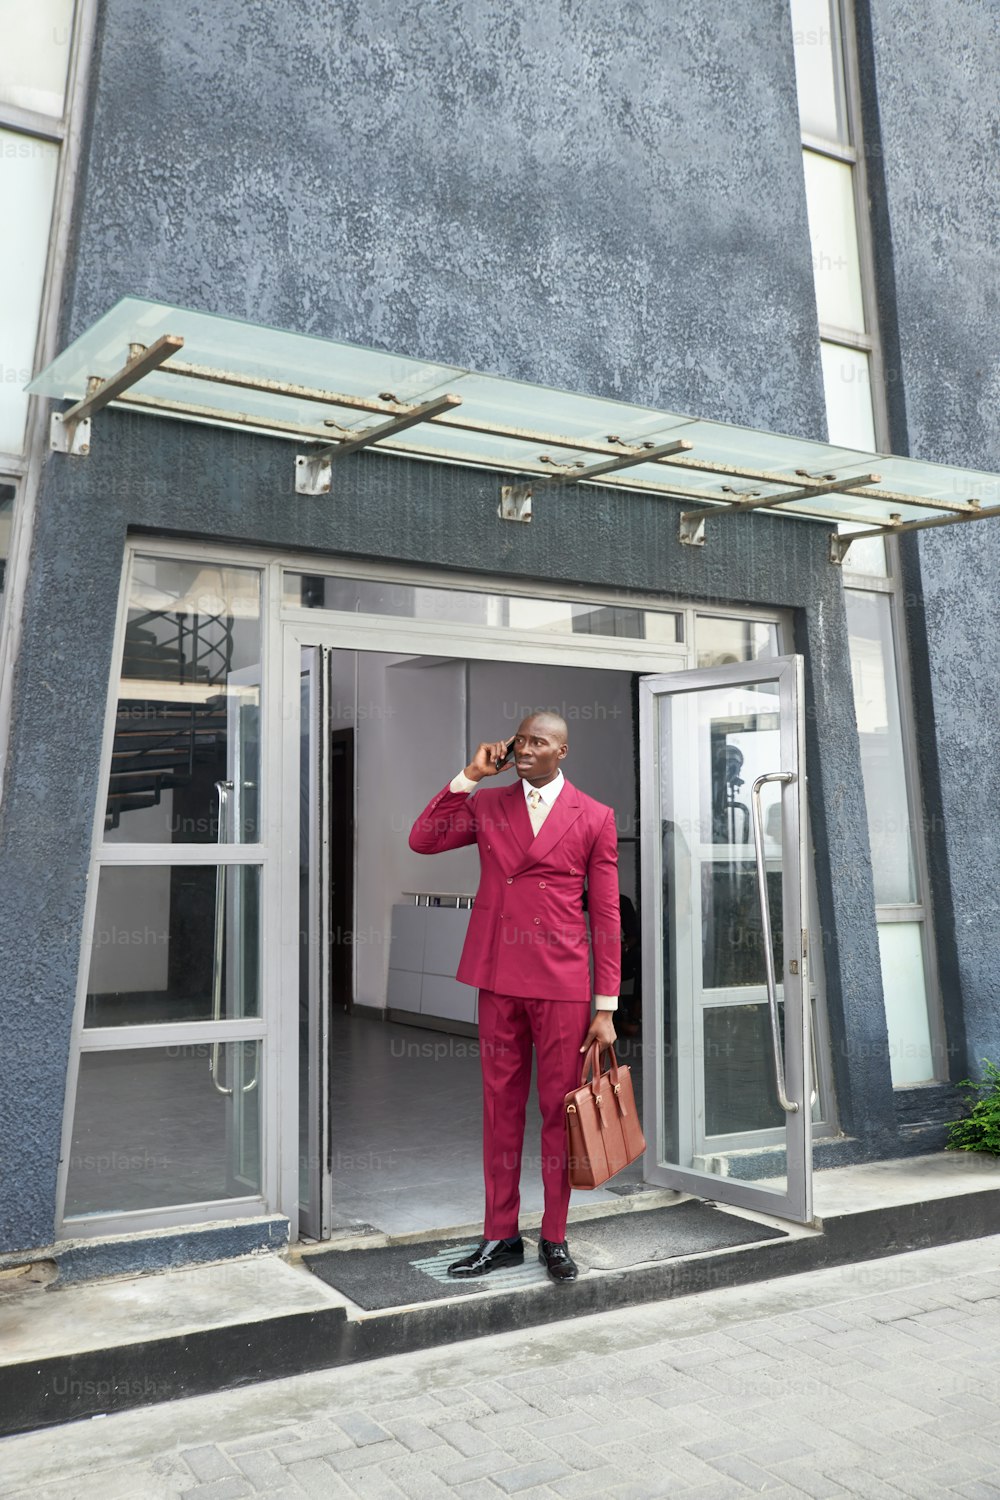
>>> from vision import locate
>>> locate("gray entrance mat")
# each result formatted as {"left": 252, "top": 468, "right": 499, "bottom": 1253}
{"left": 566, "top": 1199, "right": 787, "bottom": 1269}
{"left": 303, "top": 1201, "right": 787, "bottom": 1311}
{"left": 304, "top": 1240, "right": 549, "bottom": 1309}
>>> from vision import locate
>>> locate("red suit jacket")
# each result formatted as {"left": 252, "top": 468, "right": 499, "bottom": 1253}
{"left": 409, "top": 778, "right": 621, "bottom": 1002}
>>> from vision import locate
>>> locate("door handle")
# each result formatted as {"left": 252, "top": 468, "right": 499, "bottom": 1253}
{"left": 750, "top": 771, "right": 799, "bottom": 1114}
{"left": 210, "top": 780, "right": 234, "bottom": 1096}
{"left": 208, "top": 781, "right": 259, "bottom": 1097}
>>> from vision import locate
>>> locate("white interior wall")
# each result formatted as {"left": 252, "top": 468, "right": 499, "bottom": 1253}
{"left": 351, "top": 653, "right": 472, "bottom": 1007}
{"left": 348, "top": 651, "right": 637, "bottom": 1010}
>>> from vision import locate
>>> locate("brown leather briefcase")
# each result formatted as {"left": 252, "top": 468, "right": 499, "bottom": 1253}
{"left": 565, "top": 1040, "right": 646, "bottom": 1189}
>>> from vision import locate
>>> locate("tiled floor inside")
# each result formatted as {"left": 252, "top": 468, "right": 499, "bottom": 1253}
{"left": 65, "top": 1009, "right": 647, "bottom": 1235}
{"left": 327, "top": 1010, "right": 646, "bottom": 1237}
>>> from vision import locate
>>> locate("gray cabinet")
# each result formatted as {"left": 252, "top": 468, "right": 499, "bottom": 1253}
{"left": 387, "top": 898, "right": 477, "bottom": 1026}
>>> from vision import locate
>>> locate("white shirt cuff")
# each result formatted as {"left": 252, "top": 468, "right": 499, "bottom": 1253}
{"left": 594, "top": 995, "right": 619, "bottom": 1011}
{"left": 449, "top": 770, "right": 479, "bottom": 794}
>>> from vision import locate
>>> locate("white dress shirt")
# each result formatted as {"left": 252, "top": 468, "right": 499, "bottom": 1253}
{"left": 448, "top": 766, "right": 618, "bottom": 1011}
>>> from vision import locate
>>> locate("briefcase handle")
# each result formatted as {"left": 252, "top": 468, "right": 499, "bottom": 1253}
{"left": 579, "top": 1038, "right": 622, "bottom": 1105}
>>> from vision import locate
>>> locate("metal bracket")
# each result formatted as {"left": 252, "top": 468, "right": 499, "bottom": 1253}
{"left": 498, "top": 485, "right": 533, "bottom": 523}
{"left": 679, "top": 513, "right": 705, "bottom": 547}
{"left": 681, "top": 471, "right": 883, "bottom": 549}
{"left": 498, "top": 436, "right": 694, "bottom": 523}
{"left": 48, "top": 335, "right": 185, "bottom": 458}
{"left": 50, "top": 410, "right": 92, "bottom": 456}
{"left": 828, "top": 531, "right": 854, "bottom": 566}
{"left": 295, "top": 392, "right": 462, "bottom": 495}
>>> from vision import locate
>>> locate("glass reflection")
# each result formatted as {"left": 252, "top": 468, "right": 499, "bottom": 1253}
{"left": 84, "top": 864, "right": 261, "bottom": 1026}
{"left": 106, "top": 558, "right": 262, "bottom": 843}
{"left": 64, "top": 1042, "right": 261, "bottom": 1215}
{"left": 695, "top": 616, "right": 778, "bottom": 669}
{"left": 285, "top": 572, "right": 681, "bottom": 644}
{"left": 704, "top": 1004, "right": 787, "bottom": 1135}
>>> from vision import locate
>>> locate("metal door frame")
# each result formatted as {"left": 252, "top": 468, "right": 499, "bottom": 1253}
{"left": 280, "top": 616, "right": 691, "bottom": 1239}
{"left": 639, "top": 654, "right": 813, "bottom": 1224}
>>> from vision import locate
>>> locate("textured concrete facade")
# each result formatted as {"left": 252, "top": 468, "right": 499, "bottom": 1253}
{"left": 0, "top": 0, "right": 996, "bottom": 1256}
{"left": 859, "top": 0, "right": 1000, "bottom": 1080}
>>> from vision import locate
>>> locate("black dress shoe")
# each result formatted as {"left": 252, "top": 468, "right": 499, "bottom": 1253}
{"left": 447, "top": 1237, "right": 524, "bottom": 1277}
{"left": 538, "top": 1237, "right": 578, "bottom": 1283}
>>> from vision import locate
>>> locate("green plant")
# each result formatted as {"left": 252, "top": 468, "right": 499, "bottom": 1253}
{"left": 946, "top": 1059, "right": 1000, "bottom": 1156}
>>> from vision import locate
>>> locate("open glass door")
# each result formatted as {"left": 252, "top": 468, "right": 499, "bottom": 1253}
{"left": 221, "top": 662, "right": 263, "bottom": 1197}
{"left": 298, "top": 645, "right": 332, "bottom": 1240}
{"left": 639, "top": 655, "right": 813, "bottom": 1223}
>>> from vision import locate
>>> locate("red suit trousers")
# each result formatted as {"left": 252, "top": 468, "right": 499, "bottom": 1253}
{"left": 478, "top": 988, "right": 592, "bottom": 1243}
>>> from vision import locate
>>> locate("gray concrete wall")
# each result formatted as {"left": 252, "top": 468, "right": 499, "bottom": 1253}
{"left": 69, "top": 0, "right": 826, "bottom": 430}
{"left": 0, "top": 0, "right": 908, "bottom": 1253}
{"left": 860, "top": 0, "right": 1000, "bottom": 1081}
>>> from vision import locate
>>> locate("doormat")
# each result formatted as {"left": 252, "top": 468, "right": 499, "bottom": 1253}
{"left": 303, "top": 1201, "right": 787, "bottom": 1311}
{"left": 566, "top": 1199, "right": 787, "bottom": 1270}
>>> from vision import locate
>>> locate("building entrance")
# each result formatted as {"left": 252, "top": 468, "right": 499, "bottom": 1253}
{"left": 59, "top": 546, "right": 827, "bottom": 1245}
{"left": 290, "top": 615, "right": 817, "bottom": 1242}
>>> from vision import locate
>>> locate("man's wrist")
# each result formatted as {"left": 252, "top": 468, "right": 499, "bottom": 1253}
{"left": 462, "top": 764, "right": 484, "bottom": 783}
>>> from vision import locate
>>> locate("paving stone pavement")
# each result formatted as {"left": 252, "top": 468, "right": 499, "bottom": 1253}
{"left": 3, "top": 1236, "right": 1000, "bottom": 1499}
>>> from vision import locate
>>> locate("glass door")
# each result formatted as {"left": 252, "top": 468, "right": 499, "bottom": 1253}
{"left": 297, "top": 645, "right": 332, "bottom": 1239}
{"left": 639, "top": 655, "right": 813, "bottom": 1223}
{"left": 222, "top": 664, "right": 263, "bottom": 1197}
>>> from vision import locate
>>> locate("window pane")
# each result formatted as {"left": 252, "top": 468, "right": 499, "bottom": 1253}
{"left": 84, "top": 864, "right": 261, "bottom": 1026}
{"left": 0, "top": 129, "right": 59, "bottom": 453}
{"left": 0, "top": 0, "right": 75, "bottom": 116}
{"left": 790, "top": 0, "right": 848, "bottom": 143}
{"left": 106, "top": 557, "right": 262, "bottom": 843}
{"left": 845, "top": 590, "right": 917, "bottom": 903}
{"left": 878, "top": 922, "right": 935, "bottom": 1084}
{"left": 821, "top": 342, "right": 877, "bottom": 450}
{"left": 284, "top": 572, "right": 681, "bottom": 644}
{"left": 0, "top": 480, "right": 14, "bottom": 599}
{"left": 64, "top": 1042, "right": 262, "bottom": 1215}
{"left": 695, "top": 616, "right": 779, "bottom": 668}
{"left": 803, "top": 152, "right": 866, "bottom": 333}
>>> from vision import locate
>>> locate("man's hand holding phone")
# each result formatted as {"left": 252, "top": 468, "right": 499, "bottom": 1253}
{"left": 464, "top": 736, "right": 516, "bottom": 783}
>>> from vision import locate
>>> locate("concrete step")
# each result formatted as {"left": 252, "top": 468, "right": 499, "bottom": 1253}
{"left": 0, "top": 1151, "right": 997, "bottom": 1437}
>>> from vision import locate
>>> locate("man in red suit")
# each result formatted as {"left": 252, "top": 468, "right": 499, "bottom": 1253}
{"left": 409, "top": 710, "right": 620, "bottom": 1283}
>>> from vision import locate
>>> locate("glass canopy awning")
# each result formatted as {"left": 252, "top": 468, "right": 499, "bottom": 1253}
{"left": 29, "top": 296, "right": 1000, "bottom": 562}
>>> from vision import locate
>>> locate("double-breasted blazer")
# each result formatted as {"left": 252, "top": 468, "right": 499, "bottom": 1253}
{"left": 409, "top": 778, "right": 621, "bottom": 1002}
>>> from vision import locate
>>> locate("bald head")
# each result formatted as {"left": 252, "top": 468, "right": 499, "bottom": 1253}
{"left": 512, "top": 711, "right": 568, "bottom": 787}
{"left": 522, "top": 710, "right": 568, "bottom": 745}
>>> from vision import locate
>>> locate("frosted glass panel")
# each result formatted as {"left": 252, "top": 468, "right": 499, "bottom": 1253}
{"left": 790, "top": 0, "right": 848, "bottom": 142}
{"left": 31, "top": 296, "right": 1000, "bottom": 531}
{"left": 838, "top": 524, "right": 887, "bottom": 577}
{"left": 0, "top": 130, "right": 59, "bottom": 453}
{"left": 804, "top": 152, "right": 866, "bottom": 332}
{"left": 821, "top": 343, "right": 877, "bottom": 451}
{"left": 0, "top": 0, "right": 75, "bottom": 115}
{"left": 878, "top": 923, "right": 934, "bottom": 1085}
{"left": 845, "top": 589, "right": 917, "bottom": 905}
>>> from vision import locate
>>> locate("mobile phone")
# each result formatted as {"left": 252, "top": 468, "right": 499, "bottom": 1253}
{"left": 495, "top": 735, "right": 516, "bottom": 770}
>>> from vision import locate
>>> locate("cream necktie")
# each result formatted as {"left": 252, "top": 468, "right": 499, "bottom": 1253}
{"left": 526, "top": 787, "right": 547, "bottom": 835}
